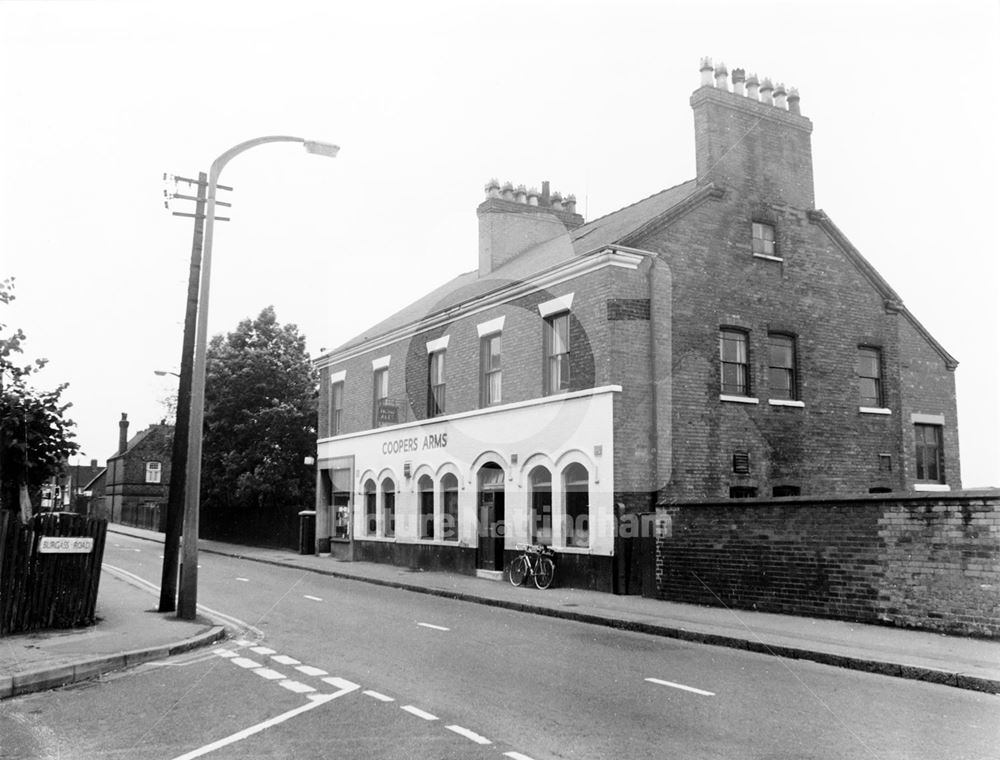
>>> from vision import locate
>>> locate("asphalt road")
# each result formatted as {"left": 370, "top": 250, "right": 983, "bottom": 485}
{"left": 2, "top": 534, "right": 998, "bottom": 759}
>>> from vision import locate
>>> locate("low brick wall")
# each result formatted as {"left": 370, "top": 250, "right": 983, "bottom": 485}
{"left": 654, "top": 491, "right": 1000, "bottom": 638}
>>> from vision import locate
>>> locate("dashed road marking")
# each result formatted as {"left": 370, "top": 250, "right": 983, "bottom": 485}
{"left": 253, "top": 668, "right": 286, "bottom": 681}
{"left": 504, "top": 753, "right": 537, "bottom": 760}
{"left": 231, "top": 658, "right": 262, "bottom": 669}
{"left": 363, "top": 690, "right": 394, "bottom": 702}
{"left": 303, "top": 594, "right": 323, "bottom": 602}
{"left": 296, "top": 665, "right": 328, "bottom": 677}
{"left": 645, "top": 677, "right": 715, "bottom": 696}
{"left": 446, "top": 725, "right": 491, "bottom": 745}
{"left": 417, "top": 622, "right": 450, "bottom": 631}
{"left": 279, "top": 680, "right": 315, "bottom": 694}
{"left": 234, "top": 639, "right": 254, "bottom": 647}
{"left": 250, "top": 646, "right": 277, "bottom": 655}
{"left": 321, "top": 677, "right": 360, "bottom": 692}
{"left": 272, "top": 654, "right": 300, "bottom": 665}
{"left": 214, "top": 649, "right": 237, "bottom": 658}
{"left": 401, "top": 705, "right": 438, "bottom": 721}
{"left": 235, "top": 577, "right": 250, "bottom": 582}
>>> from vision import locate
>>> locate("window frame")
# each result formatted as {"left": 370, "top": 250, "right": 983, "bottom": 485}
{"left": 528, "top": 466, "right": 553, "bottom": 546}
{"left": 767, "top": 333, "right": 798, "bottom": 401}
{"left": 145, "top": 461, "right": 162, "bottom": 484}
{"left": 751, "top": 221, "right": 777, "bottom": 258}
{"left": 719, "top": 329, "right": 751, "bottom": 397}
{"left": 363, "top": 479, "right": 377, "bottom": 536}
{"left": 543, "top": 311, "right": 571, "bottom": 396}
{"left": 914, "top": 423, "right": 944, "bottom": 483}
{"left": 480, "top": 332, "right": 502, "bottom": 407}
{"left": 562, "top": 462, "right": 590, "bottom": 549}
{"left": 440, "top": 473, "right": 459, "bottom": 542}
{"left": 427, "top": 350, "right": 446, "bottom": 417}
{"left": 372, "top": 367, "right": 389, "bottom": 427}
{"left": 381, "top": 477, "right": 396, "bottom": 538}
{"left": 857, "top": 346, "right": 883, "bottom": 408}
{"left": 418, "top": 475, "right": 435, "bottom": 539}
{"left": 330, "top": 380, "right": 344, "bottom": 436}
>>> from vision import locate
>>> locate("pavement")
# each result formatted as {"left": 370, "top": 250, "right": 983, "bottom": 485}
{"left": 2, "top": 523, "right": 998, "bottom": 701}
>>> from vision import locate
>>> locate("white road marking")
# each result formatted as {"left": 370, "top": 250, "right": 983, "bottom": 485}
{"left": 279, "top": 680, "right": 315, "bottom": 694}
{"left": 363, "top": 690, "right": 394, "bottom": 702}
{"left": 321, "top": 677, "right": 360, "bottom": 692}
{"left": 272, "top": 655, "right": 300, "bottom": 665}
{"left": 231, "top": 658, "right": 261, "bottom": 669}
{"left": 645, "top": 677, "right": 715, "bottom": 696}
{"left": 250, "top": 646, "right": 276, "bottom": 655}
{"left": 401, "top": 705, "right": 437, "bottom": 721}
{"left": 303, "top": 594, "right": 323, "bottom": 602}
{"left": 296, "top": 665, "right": 328, "bottom": 677}
{"left": 234, "top": 639, "right": 254, "bottom": 647}
{"left": 168, "top": 691, "right": 343, "bottom": 760}
{"left": 417, "top": 622, "right": 450, "bottom": 631}
{"left": 504, "top": 753, "right": 537, "bottom": 760}
{"left": 253, "top": 668, "right": 286, "bottom": 681}
{"left": 235, "top": 577, "right": 249, "bottom": 582}
{"left": 213, "top": 649, "right": 237, "bottom": 658}
{"left": 446, "top": 725, "right": 492, "bottom": 745}
{"left": 134, "top": 549, "right": 141, "bottom": 552}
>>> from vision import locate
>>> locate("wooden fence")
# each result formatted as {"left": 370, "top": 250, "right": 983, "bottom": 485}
{"left": 0, "top": 511, "right": 108, "bottom": 636}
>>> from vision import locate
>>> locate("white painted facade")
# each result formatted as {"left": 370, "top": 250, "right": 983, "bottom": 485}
{"left": 317, "top": 385, "right": 620, "bottom": 557}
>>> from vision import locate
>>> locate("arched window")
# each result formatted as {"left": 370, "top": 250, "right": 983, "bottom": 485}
{"left": 418, "top": 475, "right": 434, "bottom": 539}
{"left": 563, "top": 463, "right": 589, "bottom": 548}
{"left": 440, "top": 473, "right": 459, "bottom": 541}
{"left": 363, "top": 479, "right": 377, "bottom": 536}
{"left": 381, "top": 478, "right": 395, "bottom": 538}
{"left": 529, "top": 466, "right": 552, "bottom": 546}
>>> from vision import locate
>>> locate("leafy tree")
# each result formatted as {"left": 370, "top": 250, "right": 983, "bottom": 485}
{"left": 201, "top": 306, "right": 316, "bottom": 526}
{"left": 0, "top": 278, "right": 80, "bottom": 512}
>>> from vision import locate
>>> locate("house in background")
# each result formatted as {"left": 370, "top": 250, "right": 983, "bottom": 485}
{"left": 312, "top": 59, "right": 960, "bottom": 592}
{"left": 100, "top": 412, "right": 173, "bottom": 530}
{"left": 39, "top": 458, "right": 105, "bottom": 513}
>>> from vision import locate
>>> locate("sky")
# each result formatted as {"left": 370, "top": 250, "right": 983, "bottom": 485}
{"left": 1, "top": 0, "right": 997, "bottom": 487}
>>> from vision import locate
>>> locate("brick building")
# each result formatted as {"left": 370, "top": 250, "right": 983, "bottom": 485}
{"left": 313, "top": 59, "right": 960, "bottom": 592}
{"left": 101, "top": 413, "right": 173, "bottom": 530}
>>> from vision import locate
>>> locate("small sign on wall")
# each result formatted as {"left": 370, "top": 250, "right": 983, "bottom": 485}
{"left": 38, "top": 537, "right": 95, "bottom": 554}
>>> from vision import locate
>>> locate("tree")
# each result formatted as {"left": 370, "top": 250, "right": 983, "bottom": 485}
{"left": 0, "top": 278, "right": 80, "bottom": 512}
{"left": 200, "top": 306, "right": 316, "bottom": 543}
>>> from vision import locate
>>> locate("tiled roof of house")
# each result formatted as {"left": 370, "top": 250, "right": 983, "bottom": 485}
{"left": 327, "top": 179, "right": 699, "bottom": 357}
{"left": 108, "top": 423, "right": 172, "bottom": 460}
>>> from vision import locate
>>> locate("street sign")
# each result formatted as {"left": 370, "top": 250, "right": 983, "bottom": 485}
{"left": 38, "top": 537, "right": 94, "bottom": 554}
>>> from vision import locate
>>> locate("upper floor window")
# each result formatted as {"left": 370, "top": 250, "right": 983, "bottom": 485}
{"left": 372, "top": 367, "right": 390, "bottom": 427}
{"left": 857, "top": 347, "right": 883, "bottom": 408}
{"left": 768, "top": 334, "right": 798, "bottom": 400}
{"left": 480, "top": 333, "right": 502, "bottom": 406}
{"left": 330, "top": 381, "right": 344, "bottom": 436}
{"left": 145, "top": 461, "right": 162, "bottom": 484}
{"left": 428, "top": 351, "right": 446, "bottom": 417}
{"left": 752, "top": 222, "right": 776, "bottom": 257}
{"left": 544, "top": 312, "right": 571, "bottom": 395}
{"left": 720, "top": 329, "right": 750, "bottom": 396}
{"left": 915, "top": 424, "right": 944, "bottom": 483}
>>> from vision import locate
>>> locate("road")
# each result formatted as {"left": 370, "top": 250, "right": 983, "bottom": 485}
{"left": 1, "top": 533, "right": 998, "bottom": 759}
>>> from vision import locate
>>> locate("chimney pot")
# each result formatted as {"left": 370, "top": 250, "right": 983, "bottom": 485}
{"left": 787, "top": 87, "right": 801, "bottom": 115}
{"left": 564, "top": 193, "right": 577, "bottom": 214}
{"left": 746, "top": 72, "right": 760, "bottom": 100}
{"left": 485, "top": 178, "right": 500, "bottom": 198}
{"left": 714, "top": 61, "right": 729, "bottom": 91}
{"left": 515, "top": 183, "right": 527, "bottom": 204}
{"left": 731, "top": 67, "right": 746, "bottom": 96}
{"left": 760, "top": 77, "right": 774, "bottom": 105}
{"left": 774, "top": 82, "right": 787, "bottom": 109}
{"left": 699, "top": 56, "right": 714, "bottom": 86}
{"left": 527, "top": 187, "right": 539, "bottom": 206}
{"left": 90, "top": 459, "right": 97, "bottom": 468}
{"left": 541, "top": 180, "right": 550, "bottom": 206}
{"left": 501, "top": 181, "right": 514, "bottom": 201}
{"left": 118, "top": 413, "right": 129, "bottom": 455}
{"left": 551, "top": 191, "right": 563, "bottom": 211}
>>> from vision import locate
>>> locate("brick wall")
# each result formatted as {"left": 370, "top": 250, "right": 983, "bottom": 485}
{"left": 654, "top": 491, "right": 1000, "bottom": 637}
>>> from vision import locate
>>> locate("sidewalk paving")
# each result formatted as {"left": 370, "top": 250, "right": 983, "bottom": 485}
{"left": 3, "top": 522, "right": 998, "bottom": 701}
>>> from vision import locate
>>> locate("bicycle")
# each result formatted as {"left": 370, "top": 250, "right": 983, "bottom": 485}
{"left": 509, "top": 544, "right": 556, "bottom": 590}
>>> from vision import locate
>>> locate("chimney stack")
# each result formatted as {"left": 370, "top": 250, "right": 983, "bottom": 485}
{"left": 118, "top": 413, "right": 129, "bottom": 455}
{"left": 90, "top": 459, "right": 97, "bottom": 468}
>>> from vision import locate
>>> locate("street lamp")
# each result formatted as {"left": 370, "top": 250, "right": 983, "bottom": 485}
{"left": 176, "top": 136, "right": 340, "bottom": 620}
{"left": 154, "top": 370, "right": 181, "bottom": 378}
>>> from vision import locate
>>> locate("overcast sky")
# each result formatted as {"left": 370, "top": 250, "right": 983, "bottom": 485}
{"left": 1, "top": 0, "right": 997, "bottom": 487}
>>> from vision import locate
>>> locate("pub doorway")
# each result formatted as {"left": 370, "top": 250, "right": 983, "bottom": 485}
{"left": 476, "top": 462, "right": 505, "bottom": 572}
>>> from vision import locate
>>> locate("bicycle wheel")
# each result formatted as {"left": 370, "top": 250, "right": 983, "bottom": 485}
{"left": 533, "top": 557, "right": 555, "bottom": 589}
{"left": 509, "top": 555, "right": 528, "bottom": 587}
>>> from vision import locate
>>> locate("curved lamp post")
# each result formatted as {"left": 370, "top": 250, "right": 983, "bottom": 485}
{"left": 177, "top": 136, "right": 339, "bottom": 620}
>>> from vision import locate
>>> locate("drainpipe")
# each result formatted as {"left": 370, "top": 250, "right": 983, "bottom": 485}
{"left": 647, "top": 257, "right": 660, "bottom": 507}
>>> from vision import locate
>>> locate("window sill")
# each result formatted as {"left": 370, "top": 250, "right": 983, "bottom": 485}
{"left": 914, "top": 483, "right": 951, "bottom": 492}
{"left": 752, "top": 253, "right": 784, "bottom": 263}
{"left": 720, "top": 394, "right": 759, "bottom": 404}
{"left": 860, "top": 406, "right": 892, "bottom": 415}
{"left": 768, "top": 399, "right": 804, "bottom": 408}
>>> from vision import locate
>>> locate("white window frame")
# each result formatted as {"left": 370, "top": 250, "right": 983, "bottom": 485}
{"left": 145, "top": 461, "right": 162, "bottom": 484}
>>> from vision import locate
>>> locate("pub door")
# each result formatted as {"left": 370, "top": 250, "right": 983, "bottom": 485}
{"left": 476, "top": 464, "right": 506, "bottom": 572}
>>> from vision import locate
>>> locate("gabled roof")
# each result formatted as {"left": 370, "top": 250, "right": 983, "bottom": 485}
{"left": 324, "top": 179, "right": 700, "bottom": 358}
{"left": 108, "top": 424, "right": 173, "bottom": 460}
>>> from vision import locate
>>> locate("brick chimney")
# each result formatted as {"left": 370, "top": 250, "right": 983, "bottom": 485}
{"left": 691, "top": 59, "right": 814, "bottom": 209}
{"left": 477, "top": 179, "right": 585, "bottom": 276}
{"left": 118, "top": 413, "right": 129, "bottom": 455}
